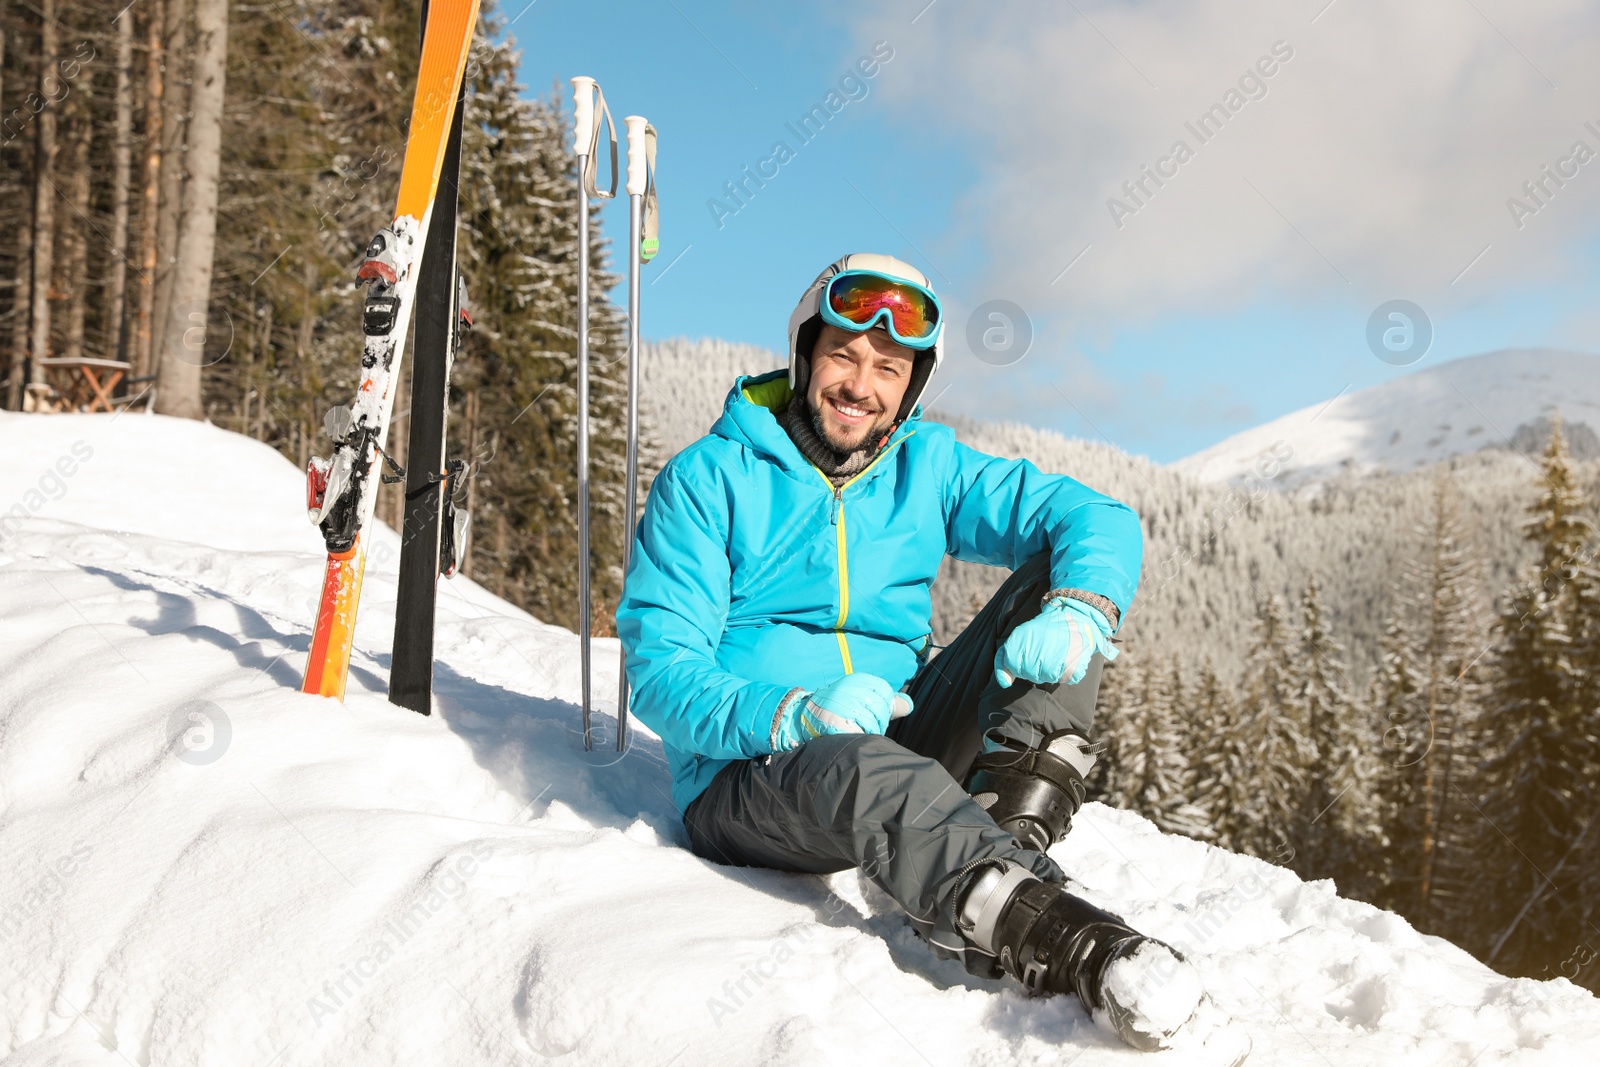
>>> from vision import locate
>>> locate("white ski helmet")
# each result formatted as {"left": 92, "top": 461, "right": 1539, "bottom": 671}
{"left": 786, "top": 252, "right": 944, "bottom": 422}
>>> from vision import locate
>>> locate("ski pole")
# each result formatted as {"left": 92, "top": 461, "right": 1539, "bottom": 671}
{"left": 617, "top": 115, "right": 658, "bottom": 753}
{"left": 570, "top": 75, "right": 615, "bottom": 751}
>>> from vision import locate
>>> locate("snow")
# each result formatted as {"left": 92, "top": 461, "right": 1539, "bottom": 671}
{"left": 1172, "top": 349, "right": 1600, "bottom": 488}
{"left": 1102, "top": 941, "right": 1205, "bottom": 1039}
{"left": 3, "top": 409, "right": 1599, "bottom": 1066}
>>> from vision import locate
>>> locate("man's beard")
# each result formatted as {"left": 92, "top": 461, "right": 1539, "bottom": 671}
{"left": 809, "top": 391, "right": 892, "bottom": 454}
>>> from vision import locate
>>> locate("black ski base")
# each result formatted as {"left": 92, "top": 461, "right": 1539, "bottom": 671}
{"left": 388, "top": 86, "right": 466, "bottom": 717}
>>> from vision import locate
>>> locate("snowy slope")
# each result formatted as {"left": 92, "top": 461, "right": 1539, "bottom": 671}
{"left": 2, "top": 410, "right": 1598, "bottom": 1066}
{"left": 1173, "top": 349, "right": 1600, "bottom": 487}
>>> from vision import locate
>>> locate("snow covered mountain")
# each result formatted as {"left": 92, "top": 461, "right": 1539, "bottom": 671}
{"left": 1173, "top": 349, "right": 1600, "bottom": 488}
{"left": 3, "top": 410, "right": 1598, "bottom": 1065}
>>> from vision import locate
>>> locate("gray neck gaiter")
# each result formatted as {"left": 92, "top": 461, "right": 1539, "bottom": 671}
{"left": 775, "top": 394, "right": 887, "bottom": 488}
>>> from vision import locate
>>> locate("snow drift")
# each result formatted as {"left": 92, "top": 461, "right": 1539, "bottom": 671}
{"left": 2, "top": 410, "right": 1597, "bottom": 1066}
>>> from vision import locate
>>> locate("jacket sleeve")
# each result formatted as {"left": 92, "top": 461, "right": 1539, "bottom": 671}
{"left": 615, "top": 461, "right": 795, "bottom": 760}
{"left": 942, "top": 439, "right": 1143, "bottom": 627}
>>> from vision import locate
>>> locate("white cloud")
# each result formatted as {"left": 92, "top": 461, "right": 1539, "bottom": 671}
{"left": 856, "top": 0, "right": 1600, "bottom": 320}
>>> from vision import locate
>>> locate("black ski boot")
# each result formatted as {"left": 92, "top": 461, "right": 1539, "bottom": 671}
{"left": 965, "top": 729, "right": 1096, "bottom": 852}
{"left": 952, "top": 859, "right": 1223, "bottom": 1055}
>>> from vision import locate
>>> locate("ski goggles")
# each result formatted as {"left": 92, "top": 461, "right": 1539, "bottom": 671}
{"left": 819, "top": 270, "right": 942, "bottom": 350}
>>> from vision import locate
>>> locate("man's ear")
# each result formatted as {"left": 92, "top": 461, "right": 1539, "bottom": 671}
{"left": 795, "top": 318, "right": 825, "bottom": 396}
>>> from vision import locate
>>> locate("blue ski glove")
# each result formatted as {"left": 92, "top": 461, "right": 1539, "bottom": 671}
{"left": 994, "top": 596, "right": 1118, "bottom": 689}
{"left": 770, "top": 673, "right": 914, "bottom": 752}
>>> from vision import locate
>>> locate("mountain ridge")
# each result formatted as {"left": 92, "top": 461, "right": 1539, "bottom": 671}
{"left": 1172, "top": 348, "right": 1600, "bottom": 488}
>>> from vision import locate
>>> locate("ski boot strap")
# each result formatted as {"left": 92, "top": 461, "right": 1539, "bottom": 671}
{"left": 1006, "top": 881, "right": 1142, "bottom": 1002}
{"left": 966, "top": 729, "right": 1094, "bottom": 852}
{"left": 952, "top": 858, "right": 1039, "bottom": 957}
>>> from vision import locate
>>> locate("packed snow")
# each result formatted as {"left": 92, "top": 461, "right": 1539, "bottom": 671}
{"left": 1173, "top": 349, "right": 1600, "bottom": 488}
{"left": 3, "top": 409, "right": 1598, "bottom": 1066}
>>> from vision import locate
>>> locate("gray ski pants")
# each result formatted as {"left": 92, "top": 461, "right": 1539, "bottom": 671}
{"left": 682, "top": 553, "right": 1106, "bottom": 968}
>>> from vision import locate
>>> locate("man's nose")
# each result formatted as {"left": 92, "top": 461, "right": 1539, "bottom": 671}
{"left": 843, "top": 361, "right": 874, "bottom": 397}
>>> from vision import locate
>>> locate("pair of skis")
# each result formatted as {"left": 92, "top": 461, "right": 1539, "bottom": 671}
{"left": 302, "top": 0, "right": 479, "bottom": 708}
{"left": 571, "top": 77, "right": 658, "bottom": 752}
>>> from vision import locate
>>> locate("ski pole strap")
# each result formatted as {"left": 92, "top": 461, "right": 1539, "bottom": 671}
{"left": 640, "top": 122, "right": 659, "bottom": 262}
{"left": 582, "top": 84, "right": 619, "bottom": 201}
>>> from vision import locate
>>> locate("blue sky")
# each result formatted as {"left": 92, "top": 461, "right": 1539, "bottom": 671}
{"left": 507, "top": 0, "right": 1600, "bottom": 464}
{"left": 508, "top": 2, "right": 972, "bottom": 361}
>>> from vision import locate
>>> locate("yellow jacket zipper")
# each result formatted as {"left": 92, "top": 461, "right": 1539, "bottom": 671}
{"left": 808, "top": 432, "right": 916, "bottom": 675}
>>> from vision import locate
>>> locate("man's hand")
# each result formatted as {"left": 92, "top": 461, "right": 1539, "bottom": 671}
{"left": 770, "top": 673, "right": 914, "bottom": 752}
{"left": 994, "top": 597, "right": 1117, "bottom": 689}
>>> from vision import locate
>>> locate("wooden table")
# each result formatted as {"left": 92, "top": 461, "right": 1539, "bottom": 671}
{"left": 38, "top": 358, "right": 132, "bottom": 413}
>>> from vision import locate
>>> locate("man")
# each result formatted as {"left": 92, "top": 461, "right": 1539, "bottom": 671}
{"left": 617, "top": 254, "right": 1230, "bottom": 1055}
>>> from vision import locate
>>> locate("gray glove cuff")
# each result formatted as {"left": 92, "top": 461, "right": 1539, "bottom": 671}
{"left": 1042, "top": 587, "right": 1120, "bottom": 631}
{"left": 769, "top": 687, "right": 808, "bottom": 752}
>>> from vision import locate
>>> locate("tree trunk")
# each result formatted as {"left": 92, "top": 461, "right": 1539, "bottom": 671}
{"left": 295, "top": 284, "right": 313, "bottom": 470}
{"left": 494, "top": 506, "right": 507, "bottom": 597}
{"left": 461, "top": 388, "right": 480, "bottom": 576}
{"left": 60, "top": 102, "right": 92, "bottom": 364}
{"left": 150, "top": 0, "right": 189, "bottom": 370}
{"left": 0, "top": 0, "right": 12, "bottom": 410}
{"left": 155, "top": 0, "right": 225, "bottom": 419}
{"left": 251, "top": 299, "right": 271, "bottom": 438}
{"left": 6, "top": 38, "right": 32, "bottom": 412}
{"left": 133, "top": 0, "right": 163, "bottom": 385}
{"left": 27, "top": 0, "right": 60, "bottom": 407}
{"left": 238, "top": 296, "right": 256, "bottom": 432}
{"left": 7, "top": 219, "right": 32, "bottom": 411}
{"left": 105, "top": 8, "right": 135, "bottom": 363}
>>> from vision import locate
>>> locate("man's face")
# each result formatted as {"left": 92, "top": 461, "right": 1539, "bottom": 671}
{"left": 806, "top": 324, "right": 915, "bottom": 452}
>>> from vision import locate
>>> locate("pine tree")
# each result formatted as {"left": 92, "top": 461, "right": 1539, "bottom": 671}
{"left": 1233, "top": 593, "right": 1310, "bottom": 861}
{"left": 1290, "top": 575, "right": 1366, "bottom": 886}
{"left": 1409, "top": 474, "right": 1488, "bottom": 931}
{"left": 1371, "top": 611, "right": 1427, "bottom": 910}
{"left": 1112, "top": 657, "right": 1167, "bottom": 820}
{"left": 1567, "top": 464, "right": 1600, "bottom": 992}
{"left": 1474, "top": 415, "right": 1599, "bottom": 979}
{"left": 1093, "top": 654, "right": 1145, "bottom": 807}
{"left": 1191, "top": 655, "right": 1253, "bottom": 853}
{"left": 1145, "top": 656, "right": 1213, "bottom": 840}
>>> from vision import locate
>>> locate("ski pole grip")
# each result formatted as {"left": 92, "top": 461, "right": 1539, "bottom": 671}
{"left": 624, "top": 115, "right": 650, "bottom": 196}
{"left": 571, "top": 76, "right": 596, "bottom": 156}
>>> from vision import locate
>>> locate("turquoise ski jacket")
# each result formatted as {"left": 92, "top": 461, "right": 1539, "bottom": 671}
{"left": 616, "top": 371, "right": 1144, "bottom": 815}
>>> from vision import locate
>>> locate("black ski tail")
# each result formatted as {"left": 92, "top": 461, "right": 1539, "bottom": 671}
{"left": 388, "top": 84, "right": 467, "bottom": 716}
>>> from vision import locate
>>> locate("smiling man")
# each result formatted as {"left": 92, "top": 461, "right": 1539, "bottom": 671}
{"left": 617, "top": 254, "right": 1239, "bottom": 1057}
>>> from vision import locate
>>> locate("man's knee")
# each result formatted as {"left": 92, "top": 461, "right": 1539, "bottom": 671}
{"left": 798, "top": 732, "right": 954, "bottom": 803}
{"left": 1014, "top": 551, "right": 1051, "bottom": 583}
{"left": 800, "top": 730, "right": 908, "bottom": 773}
{"left": 995, "top": 552, "right": 1054, "bottom": 630}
